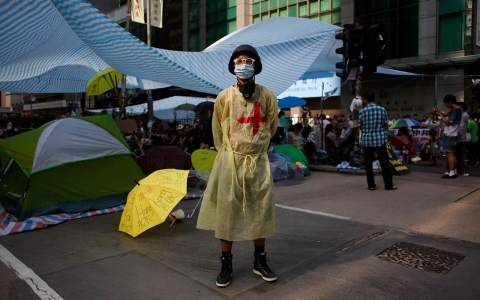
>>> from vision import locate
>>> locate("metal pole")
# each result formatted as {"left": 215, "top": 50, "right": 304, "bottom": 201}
{"left": 146, "top": 0, "right": 154, "bottom": 125}
{"left": 30, "top": 93, "right": 33, "bottom": 115}
{"left": 319, "top": 82, "right": 325, "bottom": 149}
{"left": 119, "top": 0, "right": 132, "bottom": 119}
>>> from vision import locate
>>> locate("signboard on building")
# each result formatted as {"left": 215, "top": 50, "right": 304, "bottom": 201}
{"left": 277, "top": 71, "right": 341, "bottom": 99}
{"left": 67, "top": 100, "right": 80, "bottom": 108}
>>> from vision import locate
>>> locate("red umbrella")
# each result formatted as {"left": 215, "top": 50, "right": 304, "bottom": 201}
{"left": 135, "top": 146, "right": 192, "bottom": 175}
{"left": 387, "top": 135, "right": 417, "bottom": 156}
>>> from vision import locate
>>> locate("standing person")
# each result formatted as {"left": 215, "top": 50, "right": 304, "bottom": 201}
{"left": 196, "top": 45, "right": 278, "bottom": 288}
{"left": 467, "top": 111, "right": 478, "bottom": 167}
{"left": 455, "top": 102, "right": 469, "bottom": 176}
{"left": 358, "top": 91, "right": 397, "bottom": 191}
{"left": 434, "top": 94, "right": 462, "bottom": 179}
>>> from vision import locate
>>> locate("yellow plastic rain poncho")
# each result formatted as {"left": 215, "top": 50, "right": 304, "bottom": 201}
{"left": 197, "top": 85, "right": 278, "bottom": 241}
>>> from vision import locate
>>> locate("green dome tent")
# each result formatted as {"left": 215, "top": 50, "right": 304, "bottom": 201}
{"left": 0, "top": 115, "right": 145, "bottom": 221}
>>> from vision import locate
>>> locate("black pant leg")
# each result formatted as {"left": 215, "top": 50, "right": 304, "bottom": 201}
{"left": 363, "top": 146, "right": 376, "bottom": 188}
{"left": 375, "top": 143, "right": 394, "bottom": 189}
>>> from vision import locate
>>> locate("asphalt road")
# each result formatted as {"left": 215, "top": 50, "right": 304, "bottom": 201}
{"left": 0, "top": 169, "right": 479, "bottom": 299}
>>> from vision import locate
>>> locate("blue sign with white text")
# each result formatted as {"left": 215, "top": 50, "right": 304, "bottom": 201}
{"left": 277, "top": 71, "right": 341, "bottom": 99}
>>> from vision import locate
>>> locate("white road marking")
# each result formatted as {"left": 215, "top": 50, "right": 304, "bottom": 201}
{"left": 0, "top": 244, "right": 63, "bottom": 300}
{"left": 275, "top": 204, "right": 351, "bottom": 220}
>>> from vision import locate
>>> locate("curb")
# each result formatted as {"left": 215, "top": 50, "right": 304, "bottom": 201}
{"left": 309, "top": 164, "right": 381, "bottom": 176}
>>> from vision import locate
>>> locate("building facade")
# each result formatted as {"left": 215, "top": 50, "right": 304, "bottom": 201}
{"left": 74, "top": 0, "right": 480, "bottom": 117}
{"left": 3, "top": 0, "right": 479, "bottom": 118}
{"left": 339, "top": 0, "right": 480, "bottom": 118}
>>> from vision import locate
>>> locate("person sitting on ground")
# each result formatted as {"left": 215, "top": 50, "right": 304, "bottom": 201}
{"left": 138, "top": 124, "right": 163, "bottom": 151}
{"left": 420, "top": 128, "right": 440, "bottom": 165}
{"left": 181, "top": 124, "right": 201, "bottom": 154}
{"left": 289, "top": 123, "right": 306, "bottom": 150}
{"left": 429, "top": 114, "right": 441, "bottom": 128}
{"left": 325, "top": 123, "right": 337, "bottom": 146}
{"left": 420, "top": 114, "right": 430, "bottom": 128}
{"left": 168, "top": 124, "right": 181, "bottom": 146}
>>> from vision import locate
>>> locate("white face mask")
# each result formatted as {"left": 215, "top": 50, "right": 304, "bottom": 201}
{"left": 234, "top": 64, "right": 255, "bottom": 79}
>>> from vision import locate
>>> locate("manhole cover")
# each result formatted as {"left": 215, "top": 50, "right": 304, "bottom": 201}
{"left": 375, "top": 242, "right": 465, "bottom": 274}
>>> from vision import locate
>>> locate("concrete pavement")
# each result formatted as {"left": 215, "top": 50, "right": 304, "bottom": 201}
{"left": 0, "top": 170, "right": 479, "bottom": 299}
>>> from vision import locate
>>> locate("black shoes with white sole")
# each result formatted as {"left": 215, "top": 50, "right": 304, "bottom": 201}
{"left": 216, "top": 252, "right": 277, "bottom": 287}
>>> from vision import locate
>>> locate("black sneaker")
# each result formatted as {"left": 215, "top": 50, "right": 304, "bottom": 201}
{"left": 442, "top": 174, "right": 458, "bottom": 179}
{"left": 253, "top": 252, "right": 277, "bottom": 282}
{"left": 216, "top": 256, "right": 233, "bottom": 288}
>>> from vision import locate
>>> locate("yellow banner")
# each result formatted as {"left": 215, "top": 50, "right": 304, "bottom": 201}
{"left": 131, "top": 0, "right": 145, "bottom": 24}
{"left": 150, "top": 0, "right": 163, "bottom": 28}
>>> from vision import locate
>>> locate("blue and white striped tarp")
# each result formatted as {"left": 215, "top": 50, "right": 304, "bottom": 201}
{"left": 0, "top": 0, "right": 417, "bottom": 95}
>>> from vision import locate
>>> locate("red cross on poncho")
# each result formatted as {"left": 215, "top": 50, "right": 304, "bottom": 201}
{"left": 236, "top": 102, "right": 267, "bottom": 136}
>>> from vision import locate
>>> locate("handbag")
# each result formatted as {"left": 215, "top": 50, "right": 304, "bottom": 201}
{"left": 349, "top": 149, "right": 365, "bottom": 167}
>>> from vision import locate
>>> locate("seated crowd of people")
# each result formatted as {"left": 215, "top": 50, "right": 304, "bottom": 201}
{"left": 130, "top": 112, "right": 214, "bottom": 155}
{"left": 272, "top": 110, "right": 354, "bottom": 163}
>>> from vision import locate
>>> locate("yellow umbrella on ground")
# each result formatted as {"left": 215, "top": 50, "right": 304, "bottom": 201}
{"left": 191, "top": 149, "right": 217, "bottom": 172}
{"left": 86, "top": 67, "right": 122, "bottom": 97}
{"left": 119, "top": 169, "right": 189, "bottom": 237}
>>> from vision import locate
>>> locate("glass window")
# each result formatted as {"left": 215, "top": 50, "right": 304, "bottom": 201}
{"left": 320, "top": 0, "right": 330, "bottom": 11}
{"left": 439, "top": 0, "right": 465, "bottom": 14}
{"left": 309, "top": 14, "right": 319, "bottom": 20}
{"left": 320, "top": 13, "right": 330, "bottom": 23}
{"left": 261, "top": 12, "right": 269, "bottom": 20}
{"left": 271, "top": 0, "right": 278, "bottom": 9}
{"left": 253, "top": 3, "right": 260, "bottom": 14}
{"left": 310, "top": 0, "right": 318, "bottom": 14}
{"left": 279, "top": 0, "right": 288, "bottom": 7}
{"left": 262, "top": 1, "right": 269, "bottom": 12}
{"left": 189, "top": 20, "right": 199, "bottom": 31}
{"left": 288, "top": 5, "right": 297, "bottom": 16}
{"left": 355, "top": 0, "right": 419, "bottom": 59}
{"left": 331, "top": 10, "right": 341, "bottom": 24}
{"left": 228, "top": 0, "right": 236, "bottom": 8}
{"left": 253, "top": 15, "right": 261, "bottom": 23}
{"left": 189, "top": 1, "right": 199, "bottom": 21}
{"left": 299, "top": 3, "right": 307, "bottom": 16}
{"left": 253, "top": 0, "right": 260, "bottom": 2}
{"left": 217, "top": 11, "right": 226, "bottom": 22}
{"left": 189, "top": 32, "right": 200, "bottom": 51}
{"left": 207, "top": 13, "right": 217, "bottom": 25}
{"left": 289, "top": 0, "right": 297, "bottom": 4}
{"left": 207, "top": 27, "right": 217, "bottom": 46}
{"left": 280, "top": 8, "right": 288, "bottom": 16}
{"left": 207, "top": 0, "right": 216, "bottom": 14}
{"left": 439, "top": 13, "right": 464, "bottom": 52}
{"left": 217, "top": 22, "right": 227, "bottom": 38}
{"left": 228, "top": 20, "right": 237, "bottom": 33}
{"left": 271, "top": 11, "right": 278, "bottom": 17}
{"left": 332, "top": 0, "right": 341, "bottom": 9}
{"left": 227, "top": 7, "right": 236, "bottom": 19}
{"left": 217, "top": 0, "right": 227, "bottom": 10}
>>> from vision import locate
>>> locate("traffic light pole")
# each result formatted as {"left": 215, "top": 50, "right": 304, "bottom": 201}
{"left": 146, "top": 0, "right": 154, "bottom": 126}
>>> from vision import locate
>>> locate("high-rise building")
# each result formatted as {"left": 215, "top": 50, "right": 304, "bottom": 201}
{"left": 338, "top": 0, "right": 480, "bottom": 117}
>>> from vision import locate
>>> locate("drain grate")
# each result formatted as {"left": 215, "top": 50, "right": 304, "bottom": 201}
{"left": 376, "top": 242, "right": 465, "bottom": 274}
